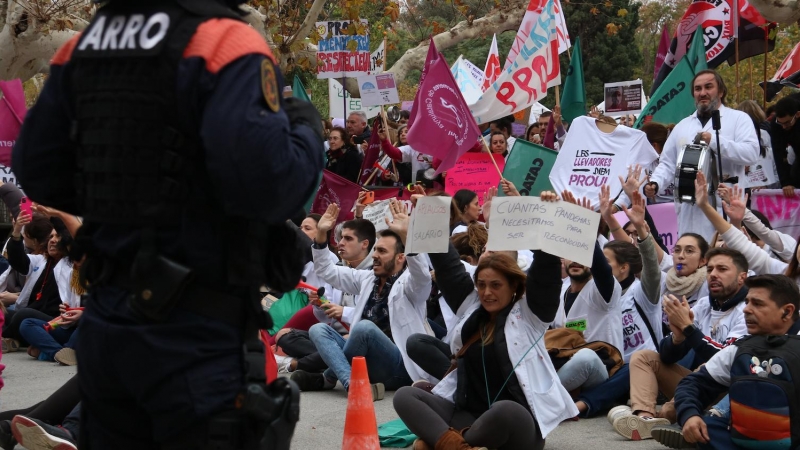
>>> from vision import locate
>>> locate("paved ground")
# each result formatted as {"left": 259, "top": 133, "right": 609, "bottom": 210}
{"left": 0, "top": 352, "right": 666, "bottom": 449}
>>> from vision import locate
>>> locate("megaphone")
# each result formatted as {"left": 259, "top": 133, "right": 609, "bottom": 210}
{"left": 387, "top": 105, "right": 401, "bottom": 122}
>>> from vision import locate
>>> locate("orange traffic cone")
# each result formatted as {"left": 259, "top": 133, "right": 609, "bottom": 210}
{"left": 342, "top": 356, "right": 380, "bottom": 449}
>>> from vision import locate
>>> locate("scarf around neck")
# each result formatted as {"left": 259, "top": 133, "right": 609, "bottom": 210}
{"left": 665, "top": 266, "right": 707, "bottom": 297}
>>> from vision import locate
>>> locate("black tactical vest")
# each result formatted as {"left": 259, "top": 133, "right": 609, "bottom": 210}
{"left": 68, "top": 1, "right": 220, "bottom": 227}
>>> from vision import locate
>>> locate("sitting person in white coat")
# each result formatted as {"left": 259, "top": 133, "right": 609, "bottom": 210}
{"left": 393, "top": 191, "right": 578, "bottom": 450}
{"left": 295, "top": 201, "right": 432, "bottom": 397}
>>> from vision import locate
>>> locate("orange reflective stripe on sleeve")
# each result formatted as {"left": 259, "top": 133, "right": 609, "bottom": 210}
{"left": 183, "top": 19, "right": 276, "bottom": 74}
{"left": 51, "top": 34, "right": 82, "bottom": 66}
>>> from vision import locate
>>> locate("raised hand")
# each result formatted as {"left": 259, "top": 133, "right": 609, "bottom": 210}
{"left": 694, "top": 170, "right": 709, "bottom": 207}
{"left": 621, "top": 191, "right": 647, "bottom": 228}
{"left": 553, "top": 105, "right": 563, "bottom": 128}
{"left": 483, "top": 186, "right": 498, "bottom": 224}
{"left": 385, "top": 199, "right": 410, "bottom": 243}
{"left": 619, "top": 164, "right": 646, "bottom": 198}
{"left": 540, "top": 191, "right": 560, "bottom": 202}
{"left": 316, "top": 204, "right": 340, "bottom": 243}
{"left": 561, "top": 190, "right": 593, "bottom": 211}
{"left": 500, "top": 179, "right": 520, "bottom": 197}
{"left": 722, "top": 184, "right": 748, "bottom": 226}
{"left": 355, "top": 191, "right": 368, "bottom": 218}
{"left": 598, "top": 185, "right": 614, "bottom": 220}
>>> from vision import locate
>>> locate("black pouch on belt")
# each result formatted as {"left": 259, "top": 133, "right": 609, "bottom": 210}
{"left": 129, "top": 229, "right": 194, "bottom": 322}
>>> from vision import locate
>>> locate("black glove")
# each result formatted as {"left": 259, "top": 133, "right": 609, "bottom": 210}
{"left": 283, "top": 97, "right": 324, "bottom": 141}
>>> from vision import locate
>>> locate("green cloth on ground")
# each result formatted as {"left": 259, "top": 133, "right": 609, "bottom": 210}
{"left": 378, "top": 418, "right": 417, "bottom": 448}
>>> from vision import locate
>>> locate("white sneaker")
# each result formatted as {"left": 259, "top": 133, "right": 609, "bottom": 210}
{"left": 607, "top": 405, "right": 632, "bottom": 425}
{"left": 613, "top": 415, "right": 670, "bottom": 440}
{"left": 275, "top": 355, "right": 293, "bottom": 374}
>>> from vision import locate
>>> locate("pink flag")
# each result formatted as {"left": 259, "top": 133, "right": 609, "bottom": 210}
{"left": 482, "top": 35, "right": 501, "bottom": 92}
{"left": 654, "top": 25, "right": 670, "bottom": 81}
{"left": 407, "top": 40, "right": 482, "bottom": 176}
{"left": 543, "top": 115, "right": 556, "bottom": 150}
{"left": 311, "top": 170, "right": 363, "bottom": 225}
{"left": 0, "top": 80, "right": 27, "bottom": 167}
{"left": 504, "top": 0, "right": 571, "bottom": 71}
{"left": 358, "top": 117, "right": 383, "bottom": 184}
{"left": 407, "top": 41, "right": 438, "bottom": 129}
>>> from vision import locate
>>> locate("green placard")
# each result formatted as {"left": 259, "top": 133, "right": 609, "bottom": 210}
{"left": 501, "top": 139, "right": 559, "bottom": 197}
{"left": 565, "top": 319, "right": 587, "bottom": 332}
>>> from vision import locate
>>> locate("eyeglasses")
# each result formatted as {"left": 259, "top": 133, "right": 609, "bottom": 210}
{"left": 777, "top": 115, "right": 797, "bottom": 129}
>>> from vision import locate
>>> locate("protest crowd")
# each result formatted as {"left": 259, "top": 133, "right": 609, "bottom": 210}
{"left": 1, "top": 0, "right": 800, "bottom": 450}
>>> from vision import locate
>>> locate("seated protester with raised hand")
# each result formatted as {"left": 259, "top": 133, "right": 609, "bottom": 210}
{"left": 393, "top": 191, "right": 577, "bottom": 450}
{"left": 550, "top": 191, "right": 623, "bottom": 394}
{"left": 406, "top": 212, "right": 510, "bottom": 384}
{"left": 273, "top": 213, "right": 345, "bottom": 375}
{"left": 1, "top": 213, "right": 58, "bottom": 352}
{"left": 671, "top": 275, "right": 800, "bottom": 450}
{"left": 294, "top": 201, "right": 432, "bottom": 397}
{"left": 612, "top": 247, "right": 750, "bottom": 441}
{"left": 695, "top": 171, "right": 800, "bottom": 288}
{"left": 574, "top": 187, "right": 663, "bottom": 419}
{"left": 18, "top": 218, "right": 82, "bottom": 365}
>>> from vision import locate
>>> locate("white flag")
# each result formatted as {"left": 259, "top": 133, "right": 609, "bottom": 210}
{"left": 504, "top": 0, "right": 570, "bottom": 71}
{"left": 482, "top": 34, "right": 501, "bottom": 91}
{"left": 470, "top": 0, "right": 560, "bottom": 124}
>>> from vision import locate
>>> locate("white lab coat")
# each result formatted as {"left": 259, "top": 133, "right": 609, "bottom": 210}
{"left": 649, "top": 105, "right": 760, "bottom": 242}
{"left": 312, "top": 246, "right": 433, "bottom": 382}
{"left": 16, "top": 256, "right": 79, "bottom": 313}
{"left": 432, "top": 299, "right": 578, "bottom": 438}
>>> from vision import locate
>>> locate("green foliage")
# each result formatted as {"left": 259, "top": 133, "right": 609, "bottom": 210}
{"left": 556, "top": 0, "right": 643, "bottom": 107}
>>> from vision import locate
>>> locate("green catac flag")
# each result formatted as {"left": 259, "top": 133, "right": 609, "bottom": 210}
{"left": 501, "top": 139, "right": 559, "bottom": 197}
{"left": 560, "top": 36, "right": 586, "bottom": 123}
{"left": 635, "top": 27, "right": 707, "bottom": 129}
{"left": 292, "top": 75, "right": 311, "bottom": 102}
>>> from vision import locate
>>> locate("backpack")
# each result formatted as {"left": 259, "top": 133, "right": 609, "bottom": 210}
{"left": 729, "top": 334, "right": 800, "bottom": 450}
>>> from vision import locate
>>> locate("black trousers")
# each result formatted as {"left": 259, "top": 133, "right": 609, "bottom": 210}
{"left": 78, "top": 285, "right": 245, "bottom": 449}
{"left": 3, "top": 308, "right": 53, "bottom": 344}
{"left": 277, "top": 330, "right": 327, "bottom": 373}
{"left": 393, "top": 387, "right": 544, "bottom": 450}
{"left": 406, "top": 333, "right": 451, "bottom": 380}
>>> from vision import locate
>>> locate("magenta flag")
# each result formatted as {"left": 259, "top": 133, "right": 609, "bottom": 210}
{"left": 406, "top": 41, "right": 482, "bottom": 176}
{"left": 358, "top": 117, "right": 383, "bottom": 184}
{"left": 311, "top": 170, "right": 363, "bottom": 226}
{"left": 653, "top": 26, "right": 670, "bottom": 81}
{"left": 407, "top": 41, "right": 438, "bottom": 129}
{"left": 543, "top": 114, "right": 556, "bottom": 150}
{"left": 0, "top": 80, "right": 27, "bottom": 167}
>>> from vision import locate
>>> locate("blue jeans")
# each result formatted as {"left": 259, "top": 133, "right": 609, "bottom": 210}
{"left": 711, "top": 395, "right": 730, "bottom": 418}
{"left": 698, "top": 414, "right": 738, "bottom": 450}
{"left": 309, "top": 320, "right": 412, "bottom": 391}
{"left": 578, "top": 364, "right": 630, "bottom": 417}
{"left": 557, "top": 348, "right": 609, "bottom": 392}
{"left": 18, "top": 318, "right": 78, "bottom": 361}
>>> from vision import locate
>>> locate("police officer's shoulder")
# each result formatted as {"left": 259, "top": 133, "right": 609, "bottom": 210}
{"left": 184, "top": 19, "right": 276, "bottom": 74}
{"left": 51, "top": 34, "right": 83, "bottom": 67}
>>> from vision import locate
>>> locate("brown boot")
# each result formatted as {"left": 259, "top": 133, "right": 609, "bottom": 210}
{"left": 434, "top": 428, "right": 488, "bottom": 450}
{"left": 413, "top": 438, "right": 434, "bottom": 450}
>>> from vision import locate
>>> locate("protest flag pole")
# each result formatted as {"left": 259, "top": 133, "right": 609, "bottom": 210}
{"left": 763, "top": 25, "right": 769, "bottom": 110}
{"left": 342, "top": 75, "right": 347, "bottom": 119}
{"left": 480, "top": 135, "right": 505, "bottom": 180}
{"left": 749, "top": 58, "right": 754, "bottom": 99}
{"left": 379, "top": 105, "right": 400, "bottom": 182}
{"left": 733, "top": 0, "right": 740, "bottom": 102}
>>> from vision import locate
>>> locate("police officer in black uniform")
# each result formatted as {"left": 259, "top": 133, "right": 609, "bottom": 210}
{"left": 12, "top": 0, "right": 324, "bottom": 448}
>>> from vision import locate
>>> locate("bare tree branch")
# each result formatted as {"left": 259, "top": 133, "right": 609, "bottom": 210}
{"left": 288, "top": 0, "right": 327, "bottom": 48}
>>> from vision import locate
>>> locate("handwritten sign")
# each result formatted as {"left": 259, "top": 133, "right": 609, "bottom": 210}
{"left": 406, "top": 196, "right": 451, "bottom": 254}
{"left": 445, "top": 152, "right": 505, "bottom": 205}
{"left": 362, "top": 199, "right": 391, "bottom": 232}
{"left": 0, "top": 164, "right": 21, "bottom": 189}
{"left": 315, "top": 20, "right": 370, "bottom": 79}
{"left": 487, "top": 197, "right": 600, "bottom": 266}
{"left": 357, "top": 73, "right": 400, "bottom": 107}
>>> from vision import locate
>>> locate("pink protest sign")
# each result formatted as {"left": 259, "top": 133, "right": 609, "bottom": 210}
{"left": 612, "top": 202, "right": 679, "bottom": 249}
{"left": 752, "top": 190, "right": 800, "bottom": 240}
{"left": 444, "top": 152, "right": 505, "bottom": 205}
{"left": 0, "top": 80, "right": 27, "bottom": 167}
